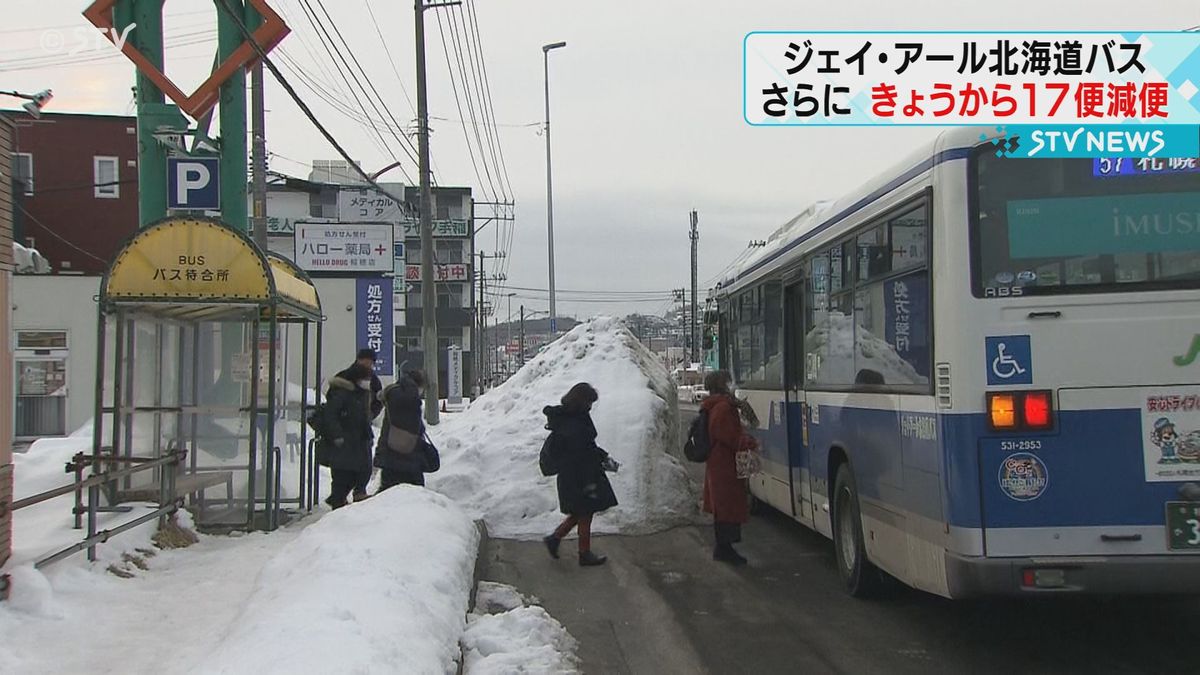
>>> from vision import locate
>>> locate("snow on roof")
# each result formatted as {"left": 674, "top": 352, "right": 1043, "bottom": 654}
{"left": 13, "top": 242, "right": 51, "bottom": 274}
{"left": 716, "top": 127, "right": 987, "bottom": 294}
{"left": 429, "top": 316, "right": 694, "bottom": 538}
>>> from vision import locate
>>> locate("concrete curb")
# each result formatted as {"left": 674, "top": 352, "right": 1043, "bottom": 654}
{"left": 458, "top": 519, "right": 490, "bottom": 675}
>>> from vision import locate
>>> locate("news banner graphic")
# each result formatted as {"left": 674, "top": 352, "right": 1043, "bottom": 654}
{"left": 744, "top": 32, "right": 1200, "bottom": 158}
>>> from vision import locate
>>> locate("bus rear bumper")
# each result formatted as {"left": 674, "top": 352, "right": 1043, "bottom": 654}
{"left": 945, "top": 552, "right": 1200, "bottom": 598}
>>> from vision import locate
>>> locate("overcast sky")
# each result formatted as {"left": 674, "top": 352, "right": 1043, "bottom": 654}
{"left": 5, "top": 0, "right": 1198, "bottom": 318}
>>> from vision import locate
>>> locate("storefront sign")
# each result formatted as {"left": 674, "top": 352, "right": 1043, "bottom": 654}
{"left": 357, "top": 277, "right": 394, "bottom": 377}
{"left": 295, "top": 223, "right": 393, "bottom": 272}
{"left": 405, "top": 263, "right": 470, "bottom": 283}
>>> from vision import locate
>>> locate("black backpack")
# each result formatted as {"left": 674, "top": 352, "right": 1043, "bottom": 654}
{"left": 306, "top": 403, "right": 329, "bottom": 439}
{"left": 539, "top": 432, "right": 560, "bottom": 476}
{"left": 683, "top": 408, "right": 711, "bottom": 463}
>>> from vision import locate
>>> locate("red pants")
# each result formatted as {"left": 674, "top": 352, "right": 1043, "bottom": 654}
{"left": 554, "top": 514, "right": 593, "bottom": 552}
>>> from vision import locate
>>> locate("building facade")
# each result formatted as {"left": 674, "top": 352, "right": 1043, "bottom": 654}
{"left": 2, "top": 112, "right": 139, "bottom": 273}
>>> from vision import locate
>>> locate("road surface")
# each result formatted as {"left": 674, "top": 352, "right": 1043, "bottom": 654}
{"left": 477, "top": 402, "right": 1200, "bottom": 674}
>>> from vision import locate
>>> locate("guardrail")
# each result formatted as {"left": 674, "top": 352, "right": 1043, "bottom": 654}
{"left": 7, "top": 448, "right": 186, "bottom": 570}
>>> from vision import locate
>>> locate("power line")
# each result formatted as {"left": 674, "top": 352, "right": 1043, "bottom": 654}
{"left": 16, "top": 203, "right": 108, "bottom": 264}
{"left": 438, "top": 7, "right": 499, "bottom": 201}
{"left": 362, "top": 0, "right": 417, "bottom": 116}
{"left": 464, "top": 0, "right": 513, "bottom": 198}
{"left": 308, "top": 0, "right": 423, "bottom": 170}
{"left": 212, "top": 0, "right": 410, "bottom": 211}
{"left": 295, "top": 0, "right": 414, "bottom": 182}
{"left": 433, "top": 10, "right": 491, "bottom": 203}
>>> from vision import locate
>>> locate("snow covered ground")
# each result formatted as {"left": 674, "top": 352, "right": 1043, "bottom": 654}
{"left": 1, "top": 487, "right": 479, "bottom": 674}
{"left": 462, "top": 582, "right": 579, "bottom": 674}
{"left": 428, "top": 317, "right": 696, "bottom": 539}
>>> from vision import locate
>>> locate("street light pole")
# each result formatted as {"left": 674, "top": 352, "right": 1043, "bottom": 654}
{"left": 543, "top": 41, "right": 566, "bottom": 335}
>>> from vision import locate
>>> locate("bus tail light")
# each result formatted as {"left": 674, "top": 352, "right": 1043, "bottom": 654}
{"left": 987, "top": 390, "right": 1054, "bottom": 432}
{"left": 988, "top": 393, "right": 1017, "bottom": 430}
{"left": 1023, "top": 391, "right": 1053, "bottom": 430}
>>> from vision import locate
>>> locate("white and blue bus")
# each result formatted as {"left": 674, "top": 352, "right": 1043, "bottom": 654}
{"left": 714, "top": 126, "right": 1200, "bottom": 598}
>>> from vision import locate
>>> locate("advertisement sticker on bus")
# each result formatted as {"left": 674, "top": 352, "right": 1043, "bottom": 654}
{"left": 1142, "top": 391, "right": 1200, "bottom": 482}
{"left": 998, "top": 452, "right": 1049, "bottom": 501}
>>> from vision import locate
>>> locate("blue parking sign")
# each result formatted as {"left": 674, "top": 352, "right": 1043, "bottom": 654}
{"left": 985, "top": 335, "right": 1032, "bottom": 386}
{"left": 167, "top": 157, "right": 220, "bottom": 210}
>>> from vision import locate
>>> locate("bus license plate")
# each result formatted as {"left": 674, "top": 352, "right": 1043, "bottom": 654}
{"left": 1166, "top": 502, "right": 1200, "bottom": 551}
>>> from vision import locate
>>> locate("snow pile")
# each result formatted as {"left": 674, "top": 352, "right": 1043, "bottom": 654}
{"left": 200, "top": 487, "right": 479, "bottom": 674}
{"left": 462, "top": 582, "right": 578, "bottom": 674}
{"left": 429, "top": 317, "right": 694, "bottom": 539}
{"left": 805, "top": 312, "right": 925, "bottom": 385}
{"left": 8, "top": 424, "right": 164, "bottom": 571}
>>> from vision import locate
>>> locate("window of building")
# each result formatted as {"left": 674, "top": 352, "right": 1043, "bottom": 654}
{"left": 13, "top": 152, "right": 33, "bottom": 195}
{"left": 437, "top": 283, "right": 464, "bottom": 308}
{"left": 94, "top": 156, "right": 120, "bottom": 198}
{"left": 436, "top": 239, "right": 464, "bottom": 264}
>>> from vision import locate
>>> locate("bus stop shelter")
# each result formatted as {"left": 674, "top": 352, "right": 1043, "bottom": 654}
{"left": 93, "top": 215, "right": 323, "bottom": 532}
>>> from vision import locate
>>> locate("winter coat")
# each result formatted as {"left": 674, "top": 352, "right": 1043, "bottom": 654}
{"left": 543, "top": 405, "right": 618, "bottom": 516}
{"left": 702, "top": 394, "right": 749, "bottom": 524}
{"left": 336, "top": 365, "right": 383, "bottom": 421}
{"left": 322, "top": 376, "right": 375, "bottom": 474}
{"left": 374, "top": 375, "right": 440, "bottom": 474}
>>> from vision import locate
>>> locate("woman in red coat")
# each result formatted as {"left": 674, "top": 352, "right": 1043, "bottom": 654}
{"left": 702, "top": 370, "right": 754, "bottom": 565}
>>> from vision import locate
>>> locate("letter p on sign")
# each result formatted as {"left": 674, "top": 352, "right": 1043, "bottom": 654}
{"left": 167, "top": 157, "right": 220, "bottom": 210}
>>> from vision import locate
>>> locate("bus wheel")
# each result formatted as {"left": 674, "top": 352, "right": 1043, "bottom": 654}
{"left": 833, "top": 464, "right": 883, "bottom": 598}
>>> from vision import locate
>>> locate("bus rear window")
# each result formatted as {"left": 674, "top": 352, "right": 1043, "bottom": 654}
{"left": 970, "top": 151, "right": 1200, "bottom": 297}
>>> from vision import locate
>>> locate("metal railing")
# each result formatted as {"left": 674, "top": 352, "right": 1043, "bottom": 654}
{"left": 9, "top": 448, "right": 186, "bottom": 569}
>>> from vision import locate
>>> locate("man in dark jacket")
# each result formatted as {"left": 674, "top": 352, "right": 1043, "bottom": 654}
{"left": 541, "top": 383, "right": 619, "bottom": 567}
{"left": 349, "top": 348, "right": 384, "bottom": 421}
{"left": 374, "top": 370, "right": 440, "bottom": 490}
{"left": 322, "top": 363, "right": 375, "bottom": 509}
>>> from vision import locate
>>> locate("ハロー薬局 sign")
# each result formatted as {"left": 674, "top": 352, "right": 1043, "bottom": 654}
{"left": 356, "top": 277, "right": 394, "bottom": 377}
{"left": 295, "top": 223, "right": 393, "bottom": 272}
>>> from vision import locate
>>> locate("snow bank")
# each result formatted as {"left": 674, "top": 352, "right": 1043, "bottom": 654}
{"left": 429, "top": 317, "right": 694, "bottom": 539}
{"left": 462, "top": 582, "right": 578, "bottom": 674}
{"left": 199, "top": 487, "right": 479, "bottom": 675}
{"left": 9, "top": 425, "right": 163, "bottom": 570}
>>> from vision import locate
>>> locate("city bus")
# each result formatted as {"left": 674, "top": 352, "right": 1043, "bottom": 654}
{"left": 713, "top": 126, "right": 1200, "bottom": 598}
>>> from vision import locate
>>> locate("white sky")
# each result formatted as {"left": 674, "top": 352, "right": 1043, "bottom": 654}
{"left": 4, "top": 0, "right": 1198, "bottom": 318}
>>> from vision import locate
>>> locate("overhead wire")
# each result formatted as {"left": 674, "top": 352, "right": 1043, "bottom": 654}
{"left": 309, "top": 0, "right": 422, "bottom": 169}
{"left": 212, "top": 0, "right": 411, "bottom": 210}
{"left": 297, "top": 0, "right": 416, "bottom": 183}
{"left": 16, "top": 204, "right": 108, "bottom": 264}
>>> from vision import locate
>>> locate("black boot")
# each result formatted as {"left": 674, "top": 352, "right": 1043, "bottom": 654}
{"left": 579, "top": 550, "right": 608, "bottom": 567}
{"left": 543, "top": 534, "right": 562, "bottom": 559}
{"left": 713, "top": 544, "right": 747, "bottom": 566}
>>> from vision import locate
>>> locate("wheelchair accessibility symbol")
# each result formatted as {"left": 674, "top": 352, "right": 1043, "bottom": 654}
{"left": 985, "top": 335, "right": 1032, "bottom": 386}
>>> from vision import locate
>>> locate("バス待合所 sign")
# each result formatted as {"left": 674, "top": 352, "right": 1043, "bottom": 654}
{"left": 295, "top": 222, "right": 393, "bottom": 273}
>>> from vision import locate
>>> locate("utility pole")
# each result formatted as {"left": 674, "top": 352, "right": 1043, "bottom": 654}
{"left": 250, "top": 61, "right": 268, "bottom": 249}
{"left": 415, "top": 0, "right": 460, "bottom": 423}
{"left": 690, "top": 210, "right": 699, "bottom": 364}
{"left": 520, "top": 305, "right": 526, "bottom": 367}
{"left": 543, "top": 41, "right": 566, "bottom": 334}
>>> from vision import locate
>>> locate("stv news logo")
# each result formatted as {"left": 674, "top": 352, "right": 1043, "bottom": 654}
{"left": 980, "top": 127, "right": 1021, "bottom": 157}
{"left": 39, "top": 23, "right": 136, "bottom": 56}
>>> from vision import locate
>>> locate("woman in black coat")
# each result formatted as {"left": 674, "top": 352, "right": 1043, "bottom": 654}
{"left": 542, "top": 383, "right": 619, "bottom": 567}
{"left": 374, "top": 369, "right": 440, "bottom": 490}
{"left": 322, "top": 363, "right": 375, "bottom": 509}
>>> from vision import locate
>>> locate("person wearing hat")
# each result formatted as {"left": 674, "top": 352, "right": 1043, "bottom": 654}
{"left": 350, "top": 348, "right": 385, "bottom": 422}
{"left": 332, "top": 348, "right": 385, "bottom": 501}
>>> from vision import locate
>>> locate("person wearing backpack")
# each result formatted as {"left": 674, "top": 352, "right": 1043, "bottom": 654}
{"left": 701, "top": 370, "right": 755, "bottom": 565}
{"left": 541, "top": 383, "right": 620, "bottom": 567}
{"left": 321, "top": 363, "right": 376, "bottom": 510}
{"left": 374, "top": 369, "right": 440, "bottom": 490}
